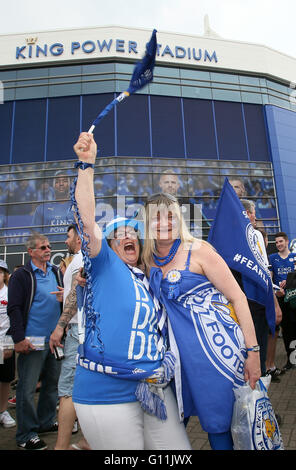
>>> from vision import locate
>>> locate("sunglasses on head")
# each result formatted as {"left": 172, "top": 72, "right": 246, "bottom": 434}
{"left": 145, "top": 193, "right": 178, "bottom": 204}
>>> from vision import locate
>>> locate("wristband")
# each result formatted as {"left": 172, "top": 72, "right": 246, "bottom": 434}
{"left": 247, "top": 345, "right": 260, "bottom": 352}
{"left": 74, "top": 161, "right": 94, "bottom": 170}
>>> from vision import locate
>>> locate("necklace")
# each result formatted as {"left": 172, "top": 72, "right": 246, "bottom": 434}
{"left": 153, "top": 239, "right": 181, "bottom": 266}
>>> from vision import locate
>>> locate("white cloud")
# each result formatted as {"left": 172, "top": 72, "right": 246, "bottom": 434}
{"left": 1, "top": 0, "right": 295, "bottom": 58}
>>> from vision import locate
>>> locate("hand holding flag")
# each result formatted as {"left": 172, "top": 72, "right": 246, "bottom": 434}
{"left": 87, "top": 29, "right": 157, "bottom": 134}
{"left": 208, "top": 178, "right": 276, "bottom": 334}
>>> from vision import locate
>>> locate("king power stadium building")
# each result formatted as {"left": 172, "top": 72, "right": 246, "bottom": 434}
{"left": 0, "top": 24, "right": 296, "bottom": 269}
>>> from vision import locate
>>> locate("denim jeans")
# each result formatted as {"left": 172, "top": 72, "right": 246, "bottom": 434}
{"left": 16, "top": 343, "right": 61, "bottom": 444}
{"left": 58, "top": 324, "right": 79, "bottom": 397}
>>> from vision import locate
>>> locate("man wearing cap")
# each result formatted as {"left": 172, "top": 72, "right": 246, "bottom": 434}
{"left": 7, "top": 232, "right": 63, "bottom": 450}
{"left": 269, "top": 232, "right": 296, "bottom": 370}
{"left": 0, "top": 259, "right": 16, "bottom": 429}
{"left": 32, "top": 170, "right": 75, "bottom": 242}
{"left": 67, "top": 132, "right": 191, "bottom": 451}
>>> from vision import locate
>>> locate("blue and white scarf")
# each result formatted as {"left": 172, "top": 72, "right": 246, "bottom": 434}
{"left": 71, "top": 177, "right": 175, "bottom": 419}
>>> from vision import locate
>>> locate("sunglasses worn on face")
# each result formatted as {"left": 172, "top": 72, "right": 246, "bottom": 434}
{"left": 35, "top": 244, "right": 52, "bottom": 251}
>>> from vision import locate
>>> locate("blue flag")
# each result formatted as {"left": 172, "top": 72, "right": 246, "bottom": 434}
{"left": 208, "top": 178, "right": 276, "bottom": 334}
{"left": 90, "top": 29, "right": 157, "bottom": 130}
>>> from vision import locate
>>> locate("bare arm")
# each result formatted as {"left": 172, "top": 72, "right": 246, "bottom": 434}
{"left": 191, "top": 242, "right": 261, "bottom": 388}
{"left": 73, "top": 132, "right": 102, "bottom": 258}
{"left": 49, "top": 272, "right": 79, "bottom": 352}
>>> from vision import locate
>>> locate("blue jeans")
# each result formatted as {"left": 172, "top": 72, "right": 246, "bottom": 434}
{"left": 58, "top": 324, "right": 79, "bottom": 397}
{"left": 16, "top": 343, "right": 61, "bottom": 444}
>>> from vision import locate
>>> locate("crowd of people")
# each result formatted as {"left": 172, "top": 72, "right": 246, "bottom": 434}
{"left": 0, "top": 131, "right": 295, "bottom": 451}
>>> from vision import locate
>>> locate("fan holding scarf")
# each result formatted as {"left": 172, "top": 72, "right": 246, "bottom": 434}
{"left": 70, "top": 132, "right": 190, "bottom": 450}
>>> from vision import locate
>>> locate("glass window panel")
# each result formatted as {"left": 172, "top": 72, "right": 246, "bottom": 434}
{"left": 84, "top": 63, "right": 115, "bottom": 74}
{"left": 0, "top": 101, "right": 13, "bottom": 164}
{"left": 15, "top": 85, "right": 48, "bottom": 100}
{"left": 12, "top": 99, "right": 46, "bottom": 164}
{"left": 81, "top": 80, "right": 116, "bottom": 95}
{"left": 16, "top": 68, "right": 49, "bottom": 81}
{"left": 48, "top": 83, "right": 81, "bottom": 97}
{"left": 210, "top": 72, "right": 239, "bottom": 84}
{"left": 47, "top": 96, "right": 80, "bottom": 161}
{"left": 0, "top": 70, "right": 17, "bottom": 81}
{"left": 240, "top": 92, "right": 263, "bottom": 104}
{"left": 214, "top": 83, "right": 241, "bottom": 90}
{"left": 114, "top": 63, "right": 134, "bottom": 73}
{"left": 239, "top": 76, "right": 260, "bottom": 86}
{"left": 49, "top": 65, "right": 81, "bottom": 77}
{"left": 181, "top": 86, "right": 212, "bottom": 100}
{"left": 149, "top": 83, "right": 181, "bottom": 96}
{"left": 117, "top": 94, "right": 150, "bottom": 157}
{"left": 150, "top": 96, "right": 185, "bottom": 158}
{"left": 214, "top": 101, "right": 248, "bottom": 160}
{"left": 82, "top": 93, "right": 115, "bottom": 157}
{"left": 0, "top": 71, "right": 16, "bottom": 101}
{"left": 152, "top": 169, "right": 186, "bottom": 195}
{"left": 31, "top": 197, "right": 75, "bottom": 243}
{"left": 180, "top": 69, "right": 210, "bottom": 80}
{"left": 183, "top": 98, "right": 217, "bottom": 159}
{"left": 3, "top": 87, "right": 15, "bottom": 101}
{"left": 212, "top": 89, "right": 241, "bottom": 102}
{"left": 154, "top": 66, "right": 180, "bottom": 78}
{"left": 266, "top": 80, "right": 289, "bottom": 94}
{"left": 243, "top": 104, "right": 270, "bottom": 161}
{"left": 269, "top": 96, "right": 288, "bottom": 108}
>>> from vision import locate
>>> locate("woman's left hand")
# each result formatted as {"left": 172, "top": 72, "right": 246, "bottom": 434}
{"left": 244, "top": 352, "right": 261, "bottom": 389}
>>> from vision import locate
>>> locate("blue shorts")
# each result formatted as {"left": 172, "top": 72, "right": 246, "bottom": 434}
{"left": 58, "top": 324, "right": 79, "bottom": 397}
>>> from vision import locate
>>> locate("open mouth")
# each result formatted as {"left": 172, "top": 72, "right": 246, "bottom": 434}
{"left": 124, "top": 242, "right": 136, "bottom": 254}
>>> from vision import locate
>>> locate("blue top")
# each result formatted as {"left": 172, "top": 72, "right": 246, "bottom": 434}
{"left": 269, "top": 252, "right": 295, "bottom": 286}
{"left": 149, "top": 245, "right": 246, "bottom": 433}
{"left": 25, "top": 261, "right": 61, "bottom": 341}
{"left": 72, "top": 239, "right": 163, "bottom": 405}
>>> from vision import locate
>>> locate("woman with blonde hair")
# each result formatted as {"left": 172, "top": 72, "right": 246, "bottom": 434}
{"left": 142, "top": 193, "right": 261, "bottom": 450}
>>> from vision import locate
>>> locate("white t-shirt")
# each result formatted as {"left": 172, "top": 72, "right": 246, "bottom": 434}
{"left": 63, "top": 251, "right": 83, "bottom": 324}
{"left": 0, "top": 284, "right": 9, "bottom": 339}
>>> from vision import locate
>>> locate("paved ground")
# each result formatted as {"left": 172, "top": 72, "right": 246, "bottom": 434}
{"left": 0, "top": 336, "right": 295, "bottom": 451}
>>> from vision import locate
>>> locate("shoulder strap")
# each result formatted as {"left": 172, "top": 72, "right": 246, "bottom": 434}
{"left": 185, "top": 243, "right": 193, "bottom": 270}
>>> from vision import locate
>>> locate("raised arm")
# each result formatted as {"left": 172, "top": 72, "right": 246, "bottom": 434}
{"left": 73, "top": 132, "right": 102, "bottom": 258}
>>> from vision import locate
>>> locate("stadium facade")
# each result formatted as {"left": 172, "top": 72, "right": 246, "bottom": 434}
{"left": 0, "top": 24, "right": 295, "bottom": 269}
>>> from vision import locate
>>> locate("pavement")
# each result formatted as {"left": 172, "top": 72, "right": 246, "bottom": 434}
{"left": 0, "top": 336, "right": 295, "bottom": 451}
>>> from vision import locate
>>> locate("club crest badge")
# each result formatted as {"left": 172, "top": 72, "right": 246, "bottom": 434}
{"left": 252, "top": 397, "right": 283, "bottom": 450}
{"left": 167, "top": 270, "right": 181, "bottom": 283}
{"left": 180, "top": 282, "right": 246, "bottom": 386}
{"left": 167, "top": 270, "right": 182, "bottom": 299}
{"left": 246, "top": 223, "right": 268, "bottom": 271}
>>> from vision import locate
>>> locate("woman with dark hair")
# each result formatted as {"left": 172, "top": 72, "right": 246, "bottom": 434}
{"left": 142, "top": 193, "right": 261, "bottom": 450}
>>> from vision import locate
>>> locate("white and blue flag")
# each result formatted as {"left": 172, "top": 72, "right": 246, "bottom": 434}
{"left": 208, "top": 178, "right": 276, "bottom": 335}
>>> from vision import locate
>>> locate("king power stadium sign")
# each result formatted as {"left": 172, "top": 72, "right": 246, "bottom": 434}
{"left": 15, "top": 36, "right": 218, "bottom": 63}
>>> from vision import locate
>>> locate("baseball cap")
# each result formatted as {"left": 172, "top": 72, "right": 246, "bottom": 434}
{"left": 103, "top": 216, "right": 143, "bottom": 240}
{"left": 0, "top": 260, "right": 9, "bottom": 272}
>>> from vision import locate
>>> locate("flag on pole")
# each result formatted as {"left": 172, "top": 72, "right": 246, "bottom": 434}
{"left": 208, "top": 178, "right": 276, "bottom": 334}
{"left": 87, "top": 29, "right": 157, "bottom": 133}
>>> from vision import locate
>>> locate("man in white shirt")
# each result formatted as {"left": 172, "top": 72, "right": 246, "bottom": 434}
{"left": 50, "top": 224, "right": 89, "bottom": 450}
